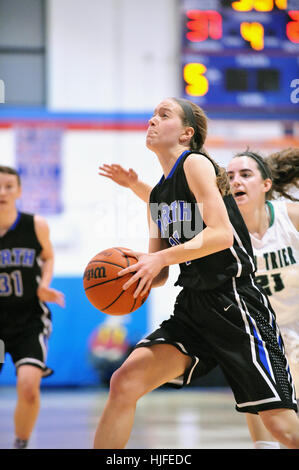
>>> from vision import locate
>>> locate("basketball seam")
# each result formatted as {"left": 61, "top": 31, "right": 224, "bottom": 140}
{"left": 113, "top": 248, "right": 136, "bottom": 268}
{"left": 101, "top": 288, "right": 140, "bottom": 313}
{"left": 86, "top": 260, "right": 125, "bottom": 269}
{"left": 101, "top": 288, "right": 126, "bottom": 311}
{"left": 130, "top": 297, "right": 137, "bottom": 312}
{"left": 84, "top": 276, "right": 123, "bottom": 290}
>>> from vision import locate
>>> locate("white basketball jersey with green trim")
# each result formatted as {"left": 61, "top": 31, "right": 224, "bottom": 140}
{"left": 251, "top": 201, "right": 299, "bottom": 325}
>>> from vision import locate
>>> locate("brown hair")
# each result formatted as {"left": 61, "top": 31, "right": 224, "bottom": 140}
{"left": 0, "top": 165, "right": 21, "bottom": 186}
{"left": 173, "top": 98, "right": 231, "bottom": 197}
{"left": 234, "top": 148, "right": 299, "bottom": 201}
{"left": 266, "top": 147, "right": 299, "bottom": 201}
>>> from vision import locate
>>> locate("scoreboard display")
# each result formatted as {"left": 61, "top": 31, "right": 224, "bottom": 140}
{"left": 181, "top": 0, "right": 299, "bottom": 118}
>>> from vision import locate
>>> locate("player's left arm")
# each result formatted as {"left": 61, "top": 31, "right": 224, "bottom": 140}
{"left": 34, "top": 215, "right": 65, "bottom": 307}
{"left": 286, "top": 202, "right": 299, "bottom": 231}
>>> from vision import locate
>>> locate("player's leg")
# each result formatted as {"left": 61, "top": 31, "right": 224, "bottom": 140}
{"left": 246, "top": 413, "right": 280, "bottom": 449}
{"left": 11, "top": 326, "right": 50, "bottom": 448}
{"left": 290, "top": 362, "right": 299, "bottom": 394}
{"left": 93, "top": 343, "right": 191, "bottom": 449}
{"left": 14, "top": 365, "right": 42, "bottom": 446}
{"left": 290, "top": 361, "right": 299, "bottom": 411}
{"left": 259, "top": 408, "right": 299, "bottom": 449}
{"left": 280, "top": 324, "right": 299, "bottom": 410}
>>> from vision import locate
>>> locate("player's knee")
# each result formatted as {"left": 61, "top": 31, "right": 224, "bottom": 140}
{"left": 17, "top": 377, "right": 40, "bottom": 404}
{"left": 109, "top": 365, "right": 144, "bottom": 403}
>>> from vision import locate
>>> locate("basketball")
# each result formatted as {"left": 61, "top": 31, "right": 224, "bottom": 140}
{"left": 83, "top": 247, "right": 151, "bottom": 315}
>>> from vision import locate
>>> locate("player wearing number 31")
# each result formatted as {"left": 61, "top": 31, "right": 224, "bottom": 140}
{"left": 0, "top": 165, "right": 65, "bottom": 449}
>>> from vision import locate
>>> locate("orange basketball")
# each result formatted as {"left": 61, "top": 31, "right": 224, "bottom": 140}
{"left": 83, "top": 247, "right": 150, "bottom": 315}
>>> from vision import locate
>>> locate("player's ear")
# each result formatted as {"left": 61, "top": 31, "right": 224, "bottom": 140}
{"left": 180, "top": 126, "right": 194, "bottom": 144}
{"left": 17, "top": 184, "right": 22, "bottom": 199}
{"left": 262, "top": 178, "right": 272, "bottom": 194}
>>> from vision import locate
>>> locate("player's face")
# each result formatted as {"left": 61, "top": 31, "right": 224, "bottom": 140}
{"left": 0, "top": 173, "right": 21, "bottom": 211}
{"left": 227, "top": 156, "right": 271, "bottom": 208}
{"left": 146, "top": 98, "right": 187, "bottom": 151}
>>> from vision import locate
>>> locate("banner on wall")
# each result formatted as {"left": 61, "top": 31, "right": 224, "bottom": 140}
{"left": 15, "top": 126, "right": 63, "bottom": 215}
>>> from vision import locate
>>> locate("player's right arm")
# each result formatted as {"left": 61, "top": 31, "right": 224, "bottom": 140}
{"left": 147, "top": 205, "right": 169, "bottom": 287}
{"left": 99, "top": 163, "right": 152, "bottom": 203}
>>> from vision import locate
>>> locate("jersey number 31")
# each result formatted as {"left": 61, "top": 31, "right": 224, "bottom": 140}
{"left": 0, "top": 271, "right": 23, "bottom": 297}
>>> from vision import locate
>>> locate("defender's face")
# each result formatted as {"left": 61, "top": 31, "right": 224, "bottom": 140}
{"left": 0, "top": 173, "right": 21, "bottom": 211}
{"left": 227, "top": 156, "right": 270, "bottom": 207}
{"left": 146, "top": 98, "right": 186, "bottom": 151}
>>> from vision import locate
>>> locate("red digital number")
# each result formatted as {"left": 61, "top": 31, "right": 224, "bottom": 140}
{"left": 287, "top": 11, "right": 299, "bottom": 43}
{"left": 186, "top": 10, "right": 222, "bottom": 42}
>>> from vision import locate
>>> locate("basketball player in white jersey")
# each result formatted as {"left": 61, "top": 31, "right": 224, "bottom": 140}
{"left": 99, "top": 146, "right": 299, "bottom": 449}
{"left": 227, "top": 148, "right": 299, "bottom": 449}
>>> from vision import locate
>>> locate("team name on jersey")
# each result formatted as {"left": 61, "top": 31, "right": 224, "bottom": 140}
{"left": 0, "top": 248, "right": 36, "bottom": 268}
{"left": 151, "top": 200, "right": 202, "bottom": 238}
{"left": 255, "top": 246, "right": 296, "bottom": 271}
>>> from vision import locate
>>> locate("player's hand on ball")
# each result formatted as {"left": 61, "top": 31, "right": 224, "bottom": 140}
{"left": 37, "top": 285, "right": 65, "bottom": 307}
{"left": 119, "top": 249, "right": 165, "bottom": 298}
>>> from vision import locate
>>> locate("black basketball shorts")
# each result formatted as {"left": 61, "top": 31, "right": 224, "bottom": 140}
{"left": 134, "top": 275, "right": 298, "bottom": 415}
{"left": 0, "top": 298, "right": 53, "bottom": 378}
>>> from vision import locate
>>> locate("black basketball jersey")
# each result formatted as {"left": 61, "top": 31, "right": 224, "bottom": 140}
{"left": 0, "top": 212, "right": 42, "bottom": 305}
{"left": 149, "top": 150, "right": 256, "bottom": 290}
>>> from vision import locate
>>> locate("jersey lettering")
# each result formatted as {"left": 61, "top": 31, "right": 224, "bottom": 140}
{"left": 254, "top": 246, "right": 296, "bottom": 271}
{"left": 255, "top": 272, "right": 285, "bottom": 296}
{"left": 151, "top": 200, "right": 202, "bottom": 239}
{"left": 0, "top": 248, "right": 36, "bottom": 267}
{"left": 0, "top": 214, "right": 42, "bottom": 303}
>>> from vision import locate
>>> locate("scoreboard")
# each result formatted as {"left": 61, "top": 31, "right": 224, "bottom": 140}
{"left": 181, "top": 0, "right": 299, "bottom": 118}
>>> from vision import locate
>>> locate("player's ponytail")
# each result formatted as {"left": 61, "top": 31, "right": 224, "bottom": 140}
{"left": 215, "top": 165, "right": 231, "bottom": 197}
{"left": 174, "top": 98, "right": 231, "bottom": 197}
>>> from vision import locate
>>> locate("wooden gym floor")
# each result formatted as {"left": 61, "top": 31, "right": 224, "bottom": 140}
{"left": 0, "top": 386, "right": 254, "bottom": 449}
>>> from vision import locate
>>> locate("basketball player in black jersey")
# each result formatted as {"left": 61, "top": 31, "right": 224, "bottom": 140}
{"left": 0, "top": 165, "right": 65, "bottom": 449}
{"left": 93, "top": 98, "right": 299, "bottom": 449}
